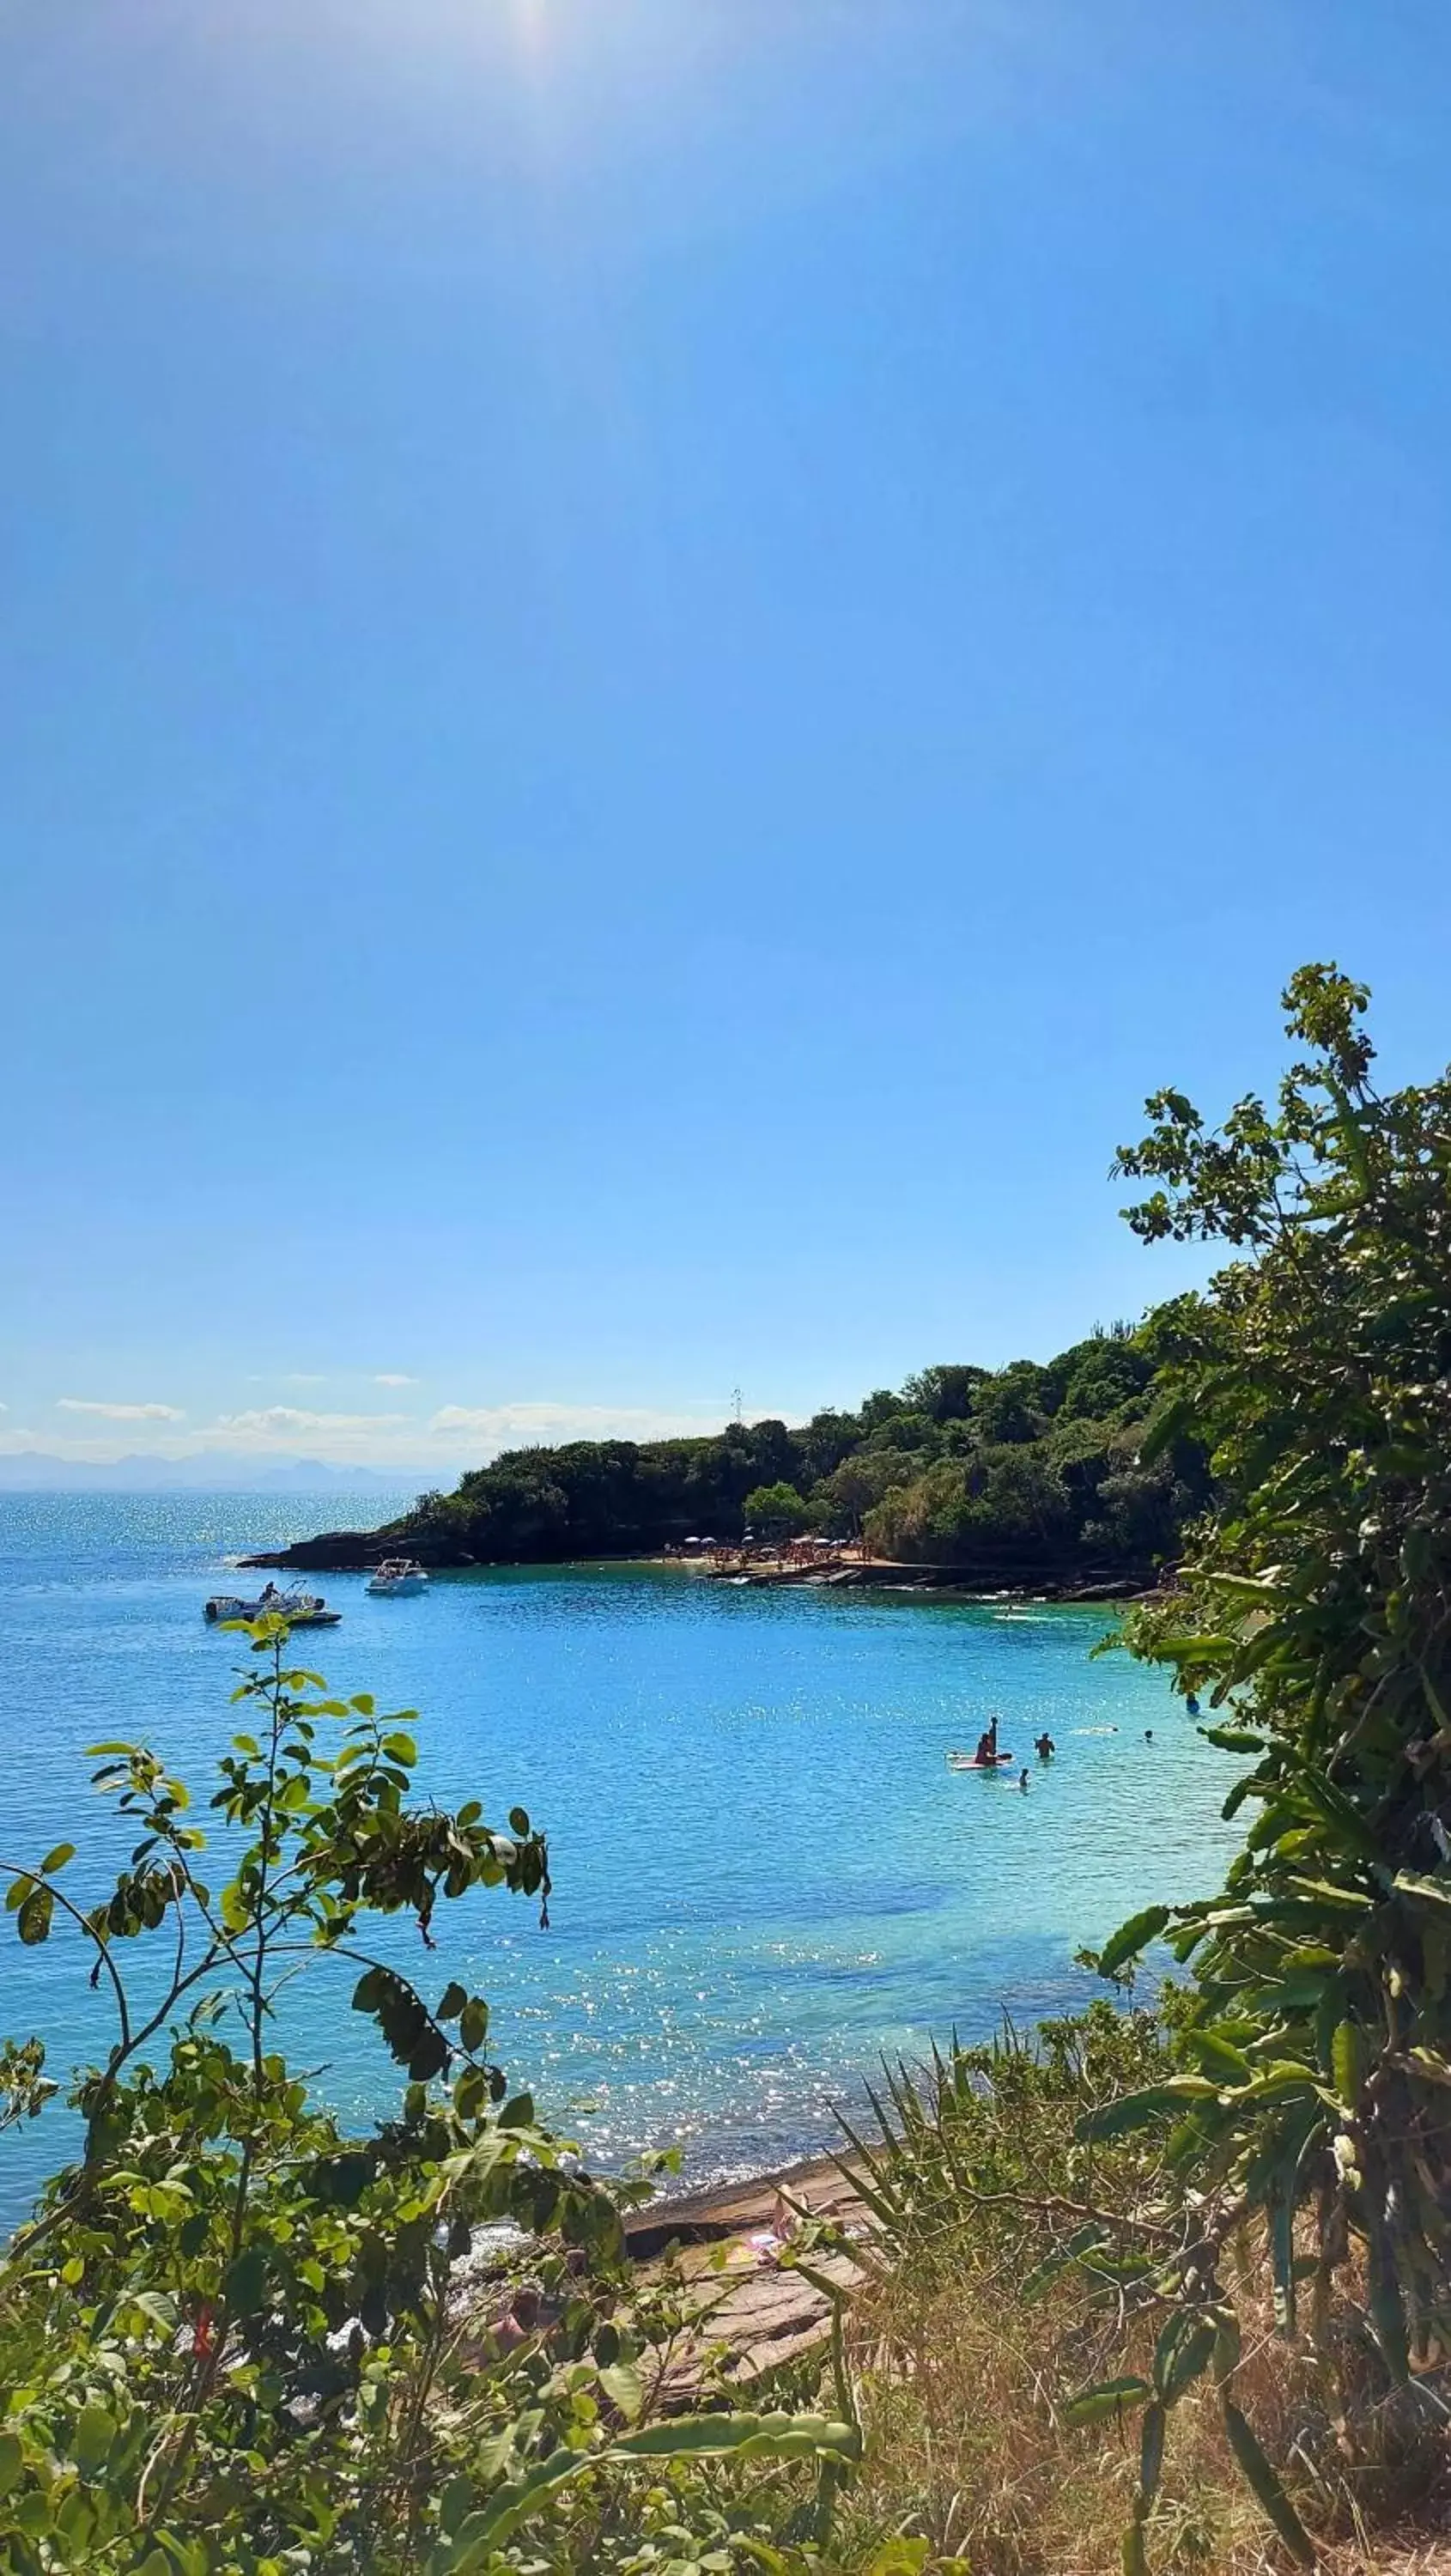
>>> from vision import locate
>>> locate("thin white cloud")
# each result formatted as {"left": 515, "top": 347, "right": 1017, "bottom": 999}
{"left": 212, "top": 1407, "right": 410, "bottom": 1439}
{"left": 373, "top": 1373, "right": 418, "bottom": 1387}
{"left": 246, "top": 1373, "right": 329, "bottom": 1385}
{"left": 429, "top": 1401, "right": 727, "bottom": 1444}
{"left": 59, "top": 1399, "right": 185, "bottom": 1422}
{"left": 6, "top": 1394, "right": 741, "bottom": 1470}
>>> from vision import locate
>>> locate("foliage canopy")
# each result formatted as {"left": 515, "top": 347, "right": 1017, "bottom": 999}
{"left": 1068, "top": 964, "right": 1451, "bottom": 2564}
{"left": 392, "top": 1334, "right": 1201, "bottom": 1584}
{"left": 0, "top": 1627, "right": 854, "bottom": 2571}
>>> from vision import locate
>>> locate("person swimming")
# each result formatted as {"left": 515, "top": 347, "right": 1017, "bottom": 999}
{"left": 1035, "top": 1731, "right": 1055, "bottom": 1760}
{"left": 974, "top": 1717, "right": 1000, "bottom": 1765}
{"left": 1186, "top": 1692, "right": 1201, "bottom": 1716}
{"left": 1018, "top": 1767, "right": 1030, "bottom": 1791}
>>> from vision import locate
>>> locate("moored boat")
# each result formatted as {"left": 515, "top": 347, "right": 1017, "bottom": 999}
{"left": 366, "top": 1558, "right": 430, "bottom": 1596}
{"left": 204, "top": 1583, "right": 341, "bottom": 1627}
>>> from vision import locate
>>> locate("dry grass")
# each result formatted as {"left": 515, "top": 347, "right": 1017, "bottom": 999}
{"left": 829, "top": 2233, "right": 1451, "bottom": 2576}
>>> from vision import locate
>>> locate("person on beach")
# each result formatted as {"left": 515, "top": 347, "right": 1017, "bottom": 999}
{"left": 1035, "top": 1731, "right": 1055, "bottom": 1760}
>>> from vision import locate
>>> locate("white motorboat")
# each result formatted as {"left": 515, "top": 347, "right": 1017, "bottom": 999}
{"left": 204, "top": 1583, "right": 341, "bottom": 1627}
{"left": 366, "top": 1558, "right": 430, "bottom": 1597}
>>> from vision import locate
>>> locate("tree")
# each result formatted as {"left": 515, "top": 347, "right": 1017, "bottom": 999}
{"left": 898, "top": 1364, "right": 988, "bottom": 1423}
{"left": 857, "top": 1389, "right": 906, "bottom": 1433}
{"left": 861, "top": 1408, "right": 938, "bottom": 1455}
{"left": 0, "top": 1625, "right": 855, "bottom": 2568}
{"left": 969, "top": 1366, "right": 1048, "bottom": 1445}
{"left": 810, "top": 1451, "right": 918, "bottom": 1535}
{"left": 1057, "top": 1338, "right": 1153, "bottom": 1422}
{"left": 795, "top": 1409, "right": 862, "bottom": 1483}
{"left": 742, "top": 1480, "right": 810, "bottom": 1541}
{"left": 1078, "top": 965, "right": 1451, "bottom": 2563}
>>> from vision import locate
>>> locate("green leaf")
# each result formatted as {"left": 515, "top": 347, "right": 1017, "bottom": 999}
{"left": 1221, "top": 2400, "right": 1315, "bottom": 2566}
{"left": 1098, "top": 1905, "right": 1171, "bottom": 1979}
{"left": 382, "top": 1733, "right": 417, "bottom": 1765}
{"left": 1205, "top": 1572, "right": 1291, "bottom": 1603}
{"left": 17, "top": 1886, "right": 53, "bottom": 1945}
{"left": 224, "top": 2243, "right": 270, "bottom": 2318}
{"left": 69, "top": 2405, "right": 116, "bottom": 2476}
{"left": 1181, "top": 2026, "right": 1253, "bottom": 2082}
{"left": 1022, "top": 2223, "right": 1110, "bottom": 2303}
{"left": 599, "top": 2360, "right": 644, "bottom": 2421}
{"left": 458, "top": 1997, "right": 489, "bottom": 2053}
{"left": 435, "top": 2451, "right": 592, "bottom": 2567}
{"left": 1284, "top": 1875, "right": 1373, "bottom": 1915}
{"left": 1332, "top": 2020, "right": 1363, "bottom": 2111}
{"left": 1271, "top": 2196, "right": 1296, "bottom": 2334}
{"left": 39, "top": 1843, "right": 76, "bottom": 1874}
{"left": 1077, "top": 2087, "right": 1190, "bottom": 2143}
{"left": 1138, "top": 1393, "right": 1195, "bottom": 1461}
{"left": 610, "top": 2411, "right": 860, "bottom": 2464}
{"left": 0, "top": 2433, "right": 21, "bottom": 2496}
{"left": 1235, "top": 2061, "right": 1323, "bottom": 2105}
{"left": 407, "top": 2025, "right": 450, "bottom": 2083}
{"left": 439, "top": 2476, "right": 473, "bottom": 2538}
{"left": 1157, "top": 2315, "right": 1217, "bottom": 2403}
{"left": 438, "top": 1982, "right": 467, "bottom": 2022}
{"left": 1061, "top": 2376, "right": 1152, "bottom": 2428}
{"left": 1138, "top": 2398, "right": 1166, "bottom": 2504}
{"left": 1368, "top": 2245, "right": 1410, "bottom": 2384}
{"left": 1394, "top": 1869, "right": 1451, "bottom": 1914}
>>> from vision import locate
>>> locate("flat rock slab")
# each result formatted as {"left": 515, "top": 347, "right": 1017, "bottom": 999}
{"left": 626, "top": 2154, "right": 872, "bottom": 2401}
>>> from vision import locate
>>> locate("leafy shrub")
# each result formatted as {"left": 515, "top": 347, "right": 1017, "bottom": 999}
{"left": 0, "top": 1625, "right": 853, "bottom": 2573}
{"left": 1072, "top": 964, "right": 1451, "bottom": 2567}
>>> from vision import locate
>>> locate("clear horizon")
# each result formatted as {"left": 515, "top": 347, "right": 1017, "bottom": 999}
{"left": 6, "top": 2, "right": 1451, "bottom": 1467}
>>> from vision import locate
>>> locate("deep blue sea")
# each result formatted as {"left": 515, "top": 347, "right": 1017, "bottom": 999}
{"left": 0, "top": 1494, "right": 1242, "bottom": 2226}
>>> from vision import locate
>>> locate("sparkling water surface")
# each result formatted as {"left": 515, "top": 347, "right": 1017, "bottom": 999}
{"left": 0, "top": 1494, "right": 1241, "bottom": 2226}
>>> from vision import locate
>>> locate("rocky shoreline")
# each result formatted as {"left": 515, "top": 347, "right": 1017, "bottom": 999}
{"left": 240, "top": 1529, "right": 1150, "bottom": 1603}
{"left": 622, "top": 2150, "right": 869, "bottom": 2396}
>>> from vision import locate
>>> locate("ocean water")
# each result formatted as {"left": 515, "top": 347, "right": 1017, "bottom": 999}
{"left": 0, "top": 1494, "right": 1242, "bottom": 2227}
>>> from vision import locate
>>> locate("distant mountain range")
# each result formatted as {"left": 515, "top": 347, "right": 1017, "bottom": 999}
{"left": 0, "top": 1454, "right": 431, "bottom": 1495}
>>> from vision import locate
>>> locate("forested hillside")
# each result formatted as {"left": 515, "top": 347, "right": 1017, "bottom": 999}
{"left": 357, "top": 1324, "right": 1205, "bottom": 1582}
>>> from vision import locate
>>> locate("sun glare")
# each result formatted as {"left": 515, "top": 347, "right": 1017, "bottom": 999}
{"left": 503, "top": 0, "right": 552, "bottom": 64}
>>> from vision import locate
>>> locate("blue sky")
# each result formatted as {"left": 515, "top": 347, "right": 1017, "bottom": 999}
{"left": 4, "top": 1, "right": 1451, "bottom": 1470}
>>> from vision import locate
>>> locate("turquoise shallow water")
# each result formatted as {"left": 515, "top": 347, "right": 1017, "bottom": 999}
{"left": 0, "top": 1495, "right": 1242, "bottom": 2225}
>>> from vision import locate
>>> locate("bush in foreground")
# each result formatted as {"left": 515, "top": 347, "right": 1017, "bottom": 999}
{"left": 0, "top": 1627, "right": 853, "bottom": 2573}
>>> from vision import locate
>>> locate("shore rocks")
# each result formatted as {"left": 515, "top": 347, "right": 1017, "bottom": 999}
{"left": 240, "top": 1530, "right": 473, "bottom": 1572}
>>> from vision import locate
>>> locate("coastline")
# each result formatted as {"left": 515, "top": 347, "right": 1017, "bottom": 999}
{"left": 621, "top": 2148, "right": 871, "bottom": 2393}
{"left": 240, "top": 1531, "right": 1155, "bottom": 1606}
